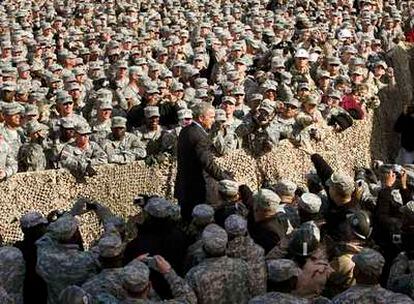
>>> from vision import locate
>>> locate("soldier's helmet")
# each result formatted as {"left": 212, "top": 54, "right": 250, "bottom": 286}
{"left": 346, "top": 210, "right": 372, "bottom": 240}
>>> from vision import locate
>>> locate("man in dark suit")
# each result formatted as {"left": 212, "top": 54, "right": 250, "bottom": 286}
{"left": 175, "top": 102, "right": 228, "bottom": 222}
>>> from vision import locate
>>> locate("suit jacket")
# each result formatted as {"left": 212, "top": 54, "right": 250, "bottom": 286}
{"left": 174, "top": 122, "right": 226, "bottom": 211}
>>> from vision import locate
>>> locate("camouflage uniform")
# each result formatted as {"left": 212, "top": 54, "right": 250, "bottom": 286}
{"left": 332, "top": 284, "right": 413, "bottom": 304}
{"left": 103, "top": 133, "right": 147, "bottom": 164}
{"left": 59, "top": 141, "right": 107, "bottom": 174}
{"left": 120, "top": 260, "right": 197, "bottom": 304}
{"left": 0, "top": 286, "right": 14, "bottom": 304}
{"left": 248, "top": 292, "right": 309, "bottom": 304}
{"left": 185, "top": 224, "right": 251, "bottom": 304}
{"left": 225, "top": 215, "right": 267, "bottom": 297}
{"left": 0, "top": 125, "right": 26, "bottom": 158}
{"left": 333, "top": 249, "right": 414, "bottom": 304}
{"left": 387, "top": 252, "right": 414, "bottom": 298}
{"left": 185, "top": 255, "right": 250, "bottom": 304}
{"left": 36, "top": 215, "right": 101, "bottom": 304}
{"left": 0, "top": 247, "right": 25, "bottom": 304}
{"left": 0, "top": 137, "right": 18, "bottom": 180}
{"left": 17, "top": 141, "right": 47, "bottom": 172}
{"left": 91, "top": 119, "right": 112, "bottom": 146}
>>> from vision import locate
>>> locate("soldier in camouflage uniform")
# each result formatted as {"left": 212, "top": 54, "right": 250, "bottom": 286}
{"left": 17, "top": 121, "right": 49, "bottom": 172}
{"left": 59, "top": 124, "right": 107, "bottom": 178}
{"left": 103, "top": 116, "right": 147, "bottom": 164}
{"left": 0, "top": 132, "right": 18, "bottom": 181}
{"left": 248, "top": 259, "right": 307, "bottom": 304}
{"left": 185, "top": 224, "right": 251, "bottom": 304}
{"left": 81, "top": 229, "right": 127, "bottom": 300}
{"left": 0, "top": 102, "right": 26, "bottom": 158}
{"left": 120, "top": 257, "right": 197, "bottom": 303}
{"left": 225, "top": 214, "right": 267, "bottom": 297}
{"left": 36, "top": 213, "right": 101, "bottom": 304}
{"left": 210, "top": 109, "right": 239, "bottom": 156}
{"left": 183, "top": 204, "right": 215, "bottom": 272}
{"left": 214, "top": 179, "right": 248, "bottom": 225}
{"left": 236, "top": 101, "right": 279, "bottom": 156}
{"left": 0, "top": 246, "right": 25, "bottom": 304}
{"left": 90, "top": 99, "right": 113, "bottom": 146}
{"left": 332, "top": 248, "right": 413, "bottom": 304}
{"left": 133, "top": 106, "right": 166, "bottom": 157}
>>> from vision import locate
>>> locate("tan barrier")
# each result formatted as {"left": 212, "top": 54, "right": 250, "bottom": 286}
{"left": 0, "top": 45, "right": 412, "bottom": 247}
{"left": 0, "top": 116, "right": 372, "bottom": 246}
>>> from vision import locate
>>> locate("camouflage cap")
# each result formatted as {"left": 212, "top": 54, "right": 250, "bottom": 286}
{"left": 327, "top": 89, "right": 342, "bottom": 100}
{"left": 59, "top": 286, "right": 93, "bottom": 304}
{"left": 202, "top": 223, "right": 228, "bottom": 255}
{"left": 98, "top": 232, "right": 123, "bottom": 258}
{"left": 222, "top": 96, "right": 237, "bottom": 105}
{"left": 1, "top": 81, "right": 17, "bottom": 91}
{"left": 224, "top": 214, "right": 247, "bottom": 236}
{"left": 326, "top": 171, "right": 355, "bottom": 196}
{"left": 111, "top": 116, "right": 127, "bottom": 128}
{"left": 67, "top": 82, "right": 80, "bottom": 91}
{"left": 56, "top": 91, "right": 73, "bottom": 104}
{"left": 351, "top": 67, "right": 365, "bottom": 76}
{"left": 60, "top": 118, "right": 75, "bottom": 129}
{"left": 144, "top": 106, "right": 160, "bottom": 118}
{"left": 249, "top": 94, "right": 263, "bottom": 102}
{"left": 215, "top": 109, "right": 227, "bottom": 122}
{"left": 48, "top": 214, "right": 79, "bottom": 242}
{"left": 122, "top": 261, "right": 150, "bottom": 293}
{"left": 25, "top": 104, "right": 39, "bottom": 116}
{"left": 171, "top": 82, "right": 184, "bottom": 91}
{"left": 297, "top": 82, "right": 310, "bottom": 91}
{"left": 75, "top": 124, "right": 92, "bottom": 135}
{"left": 144, "top": 197, "right": 173, "bottom": 218}
{"left": 374, "top": 61, "right": 387, "bottom": 69}
{"left": 259, "top": 99, "right": 275, "bottom": 115}
{"left": 327, "top": 56, "right": 341, "bottom": 65}
{"left": 192, "top": 204, "right": 215, "bottom": 226}
{"left": 177, "top": 109, "right": 192, "bottom": 120}
{"left": 298, "top": 193, "right": 322, "bottom": 214}
{"left": 284, "top": 98, "right": 300, "bottom": 108}
{"left": 352, "top": 248, "right": 385, "bottom": 277}
{"left": 303, "top": 94, "right": 320, "bottom": 105}
{"left": 274, "top": 179, "right": 297, "bottom": 198}
{"left": 20, "top": 211, "right": 47, "bottom": 229}
{"left": 218, "top": 179, "right": 239, "bottom": 197}
{"left": 26, "top": 121, "right": 48, "bottom": 135}
{"left": 266, "top": 259, "right": 300, "bottom": 283}
{"left": 253, "top": 189, "right": 281, "bottom": 220}
{"left": 294, "top": 48, "right": 309, "bottom": 59}
{"left": 2, "top": 102, "right": 24, "bottom": 115}
{"left": 98, "top": 99, "right": 113, "bottom": 110}
{"left": 195, "top": 88, "right": 208, "bottom": 98}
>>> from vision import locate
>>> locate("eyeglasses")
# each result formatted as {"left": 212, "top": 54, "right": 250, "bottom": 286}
{"left": 63, "top": 102, "right": 73, "bottom": 106}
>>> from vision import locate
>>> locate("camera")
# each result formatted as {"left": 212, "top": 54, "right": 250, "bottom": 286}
{"left": 392, "top": 234, "right": 402, "bottom": 245}
{"left": 142, "top": 256, "right": 157, "bottom": 269}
